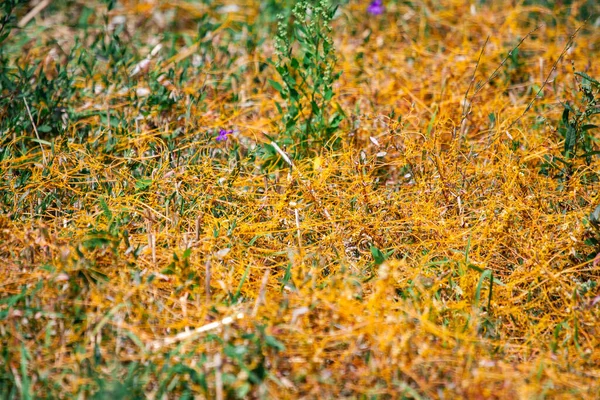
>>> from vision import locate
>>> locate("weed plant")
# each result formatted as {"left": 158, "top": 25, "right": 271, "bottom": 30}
{"left": 267, "top": 0, "right": 343, "bottom": 161}
{"left": 1, "top": 0, "right": 600, "bottom": 398}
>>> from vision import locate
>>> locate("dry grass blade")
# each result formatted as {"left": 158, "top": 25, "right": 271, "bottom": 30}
{"left": 150, "top": 312, "right": 245, "bottom": 351}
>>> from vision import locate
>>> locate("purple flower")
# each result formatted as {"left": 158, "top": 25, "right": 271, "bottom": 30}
{"left": 216, "top": 129, "right": 233, "bottom": 142}
{"left": 367, "top": 0, "right": 385, "bottom": 15}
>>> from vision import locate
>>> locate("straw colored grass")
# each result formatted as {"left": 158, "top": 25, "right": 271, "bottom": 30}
{"left": 1, "top": 0, "right": 599, "bottom": 398}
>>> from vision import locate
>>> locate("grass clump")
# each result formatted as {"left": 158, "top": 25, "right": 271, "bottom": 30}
{"left": 1, "top": 0, "right": 600, "bottom": 398}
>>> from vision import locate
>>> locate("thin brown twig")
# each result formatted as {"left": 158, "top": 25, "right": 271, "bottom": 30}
{"left": 461, "top": 36, "right": 490, "bottom": 124}
{"left": 472, "top": 25, "right": 542, "bottom": 100}
{"left": 205, "top": 258, "right": 211, "bottom": 304}
{"left": 18, "top": 0, "right": 51, "bottom": 28}
{"left": 23, "top": 98, "right": 47, "bottom": 165}
{"left": 508, "top": 23, "right": 585, "bottom": 130}
{"left": 459, "top": 26, "right": 542, "bottom": 138}
{"left": 149, "top": 312, "right": 245, "bottom": 350}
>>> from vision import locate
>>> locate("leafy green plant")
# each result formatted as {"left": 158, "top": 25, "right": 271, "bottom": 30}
{"left": 0, "top": 1, "right": 24, "bottom": 47}
{"left": 540, "top": 71, "right": 600, "bottom": 183}
{"left": 560, "top": 72, "right": 600, "bottom": 163}
{"left": 267, "top": 0, "right": 343, "bottom": 161}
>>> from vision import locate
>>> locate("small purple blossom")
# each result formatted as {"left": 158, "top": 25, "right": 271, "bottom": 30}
{"left": 215, "top": 129, "right": 233, "bottom": 142}
{"left": 367, "top": 0, "right": 385, "bottom": 15}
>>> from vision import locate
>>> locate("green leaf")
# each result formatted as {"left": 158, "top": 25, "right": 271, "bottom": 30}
{"left": 581, "top": 150, "right": 600, "bottom": 158}
{"left": 575, "top": 71, "right": 600, "bottom": 86}
{"left": 290, "top": 57, "right": 299, "bottom": 69}
{"left": 274, "top": 101, "right": 282, "bottom": 114}
{"left": 0, "top": 31, "right": 10, "bottom": 44}
{"left": 264, "top": 334, "right": 285, "bottom": 351}
{"left": 370, "top": 245, "right": 387, "bottom": 265}
{"left": 467, "top": 264, "right": 484, "bottom": 273}
{"left": 586, "top": 107, "right": 600, "bottom": 116}
{"left": 329, "top": 113, "right": 343, "bottom": 129}
{"left": 30, "top": 138, "right": 52, "bottom": 146}
{"left": 474, "top": 269, "right": 493, "bottom": 309}
{"left": 589, "top": 205, "right": 600, "bottom": 230}
{"left": 564, "top": 123, "right": 577, "bottom": 158}
{"left": 82, "top": 236, "right": 112, "bottom": 250}
{"left": 236, "top": 383, "right": 251, "bottom": 398}
{"left": 311, "top": 100, "right": 320, "bottom": 115}
{"left": 562, "top": 103, "right": 576, "bottom": 116}
{"left": 289, "top": 87, "right": 299, "bottom": 102}
{"left": 100, "top": 114, "right": 120, "bottom": 127}
{"left": 135, "top": 177, "right": 152, "bottom": 191}
{"left": 99, "top": 197, "right": 112, "bottom": 222}
{"left": 0, "top": 287, "right": 26, "bottom": 308}
{"left": 268, "top": 79, "right": 284, "bottom": 96}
